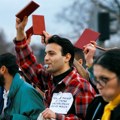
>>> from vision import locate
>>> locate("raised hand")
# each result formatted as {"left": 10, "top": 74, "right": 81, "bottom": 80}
{"left": 83, "top": 41, "right": 96, "bottom": 68}
{"left": 41, "top": 31, "right": 52, "bottom": 44}
{"left": 16, "top": 16, "right": 28, "bottom": 40}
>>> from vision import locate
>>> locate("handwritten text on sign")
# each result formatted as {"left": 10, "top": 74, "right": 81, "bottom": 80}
{"left": 49, "top": 92, "right": 73, "bottom": 114}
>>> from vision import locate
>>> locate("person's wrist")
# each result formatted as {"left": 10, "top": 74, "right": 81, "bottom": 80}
{"left": 16, "top": 31, "right": 26, "bottom": 41}
{"left": 86, "top": 60, "right": 93, "bottom": 68}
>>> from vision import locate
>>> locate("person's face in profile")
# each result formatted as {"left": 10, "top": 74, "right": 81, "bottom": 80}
{"left": 93, "top": 64, "right": 120, "bottom": 102}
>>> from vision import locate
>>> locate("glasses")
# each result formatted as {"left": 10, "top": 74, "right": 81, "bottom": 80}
{"left": 94, "top": 76, "right": 117, "bottom": 87}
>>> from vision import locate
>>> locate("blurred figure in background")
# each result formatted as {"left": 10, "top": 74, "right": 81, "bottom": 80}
{"left": 74, "top": 47, "right": 86, "bottom": 67}
{"left": 73, "top": 47, "right": 90, "bottom": 80}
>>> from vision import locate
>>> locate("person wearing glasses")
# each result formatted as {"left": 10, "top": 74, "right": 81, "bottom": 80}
{"left": 86, "top": 48, "right": 120, "bottom": 120}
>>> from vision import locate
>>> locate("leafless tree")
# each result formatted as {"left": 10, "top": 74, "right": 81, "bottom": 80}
{"left": 56, "top": 0, "right": 94, "bottom": 40}
{"left": 56, "top": 0, "right": 120, "bottom": 46}
{"left": 91, "top": 0, "right": 120, "bottom": 32}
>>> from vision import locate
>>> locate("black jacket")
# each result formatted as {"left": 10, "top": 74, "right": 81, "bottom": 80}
{"left": 110, "top": 104, "right": 120, "bottom": 120}
{"left": 86, "top": 95, "right": 120, "bottom": 120}
{"left": 85, "top": 95, "right": 107, "bottom": 120}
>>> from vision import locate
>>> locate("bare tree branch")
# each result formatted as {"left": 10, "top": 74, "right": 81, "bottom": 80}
{"left": 91, "top": 0, "right": 119, "bottom": 14}
{"left": 56, "top": 0, "right": 120, "bottom": 44}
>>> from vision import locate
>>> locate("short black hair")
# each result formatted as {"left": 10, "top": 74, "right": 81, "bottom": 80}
{"left": 74, "top": 47, "right": 86, "bottom": 66}
{"left": 94, "top": 48, "right": 120, "bottom": 80}
{"left": 0, "top": 53, "right": 19, "bottom": 76}
{"left": 48, "top": 35, "right": 74, "bottom": 67}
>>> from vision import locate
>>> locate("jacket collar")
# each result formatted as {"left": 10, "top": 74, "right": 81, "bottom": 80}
{"left": 8, "top": 73, "right": 24, "bottom": 99}
{"left": 0, "top": 73, "right": 24, "bottom": 113}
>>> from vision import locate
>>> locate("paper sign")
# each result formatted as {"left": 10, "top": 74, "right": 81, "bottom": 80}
{"left": 49, "top": 92, "right": 73, "bottom": 114}
{"left": 74, "top": 28, "right": 100, "bottom": 49}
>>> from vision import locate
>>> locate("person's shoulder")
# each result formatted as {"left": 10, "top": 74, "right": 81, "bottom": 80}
{"left": 20, "top": 81, "right": 37, "bottom": 94}
{"left": 70, "top": 67, "right": 87, "bottom": 81}
{"left": 70, "top": 74, "right": 92, "bottom": 89}
{"left": 112, "top": 104, "right": 120, "bottom": 115}
{"left": 20, "top": 81, "right": 43, "bottom": 99}
{"left": 110, "top": 104, "right": 120, "bottom": 120}
{"left": 68, "top": 72, "right": 90, "bottom": 89}
{"left": 91, "top": 95, "right": 103, "bottom": 103}
{"left": 86, "top": 95, "right": 107, "bottom": 120}
{"left": 89, "top": 95, "right": 108, "bottom": 106}
{"left": 87, "top": 95, "right": 105, "bottom": 110}
{"left": 68, "top": 74, "right": 93, "bottom": 95}
{"left": 68, "top": 67, "right": 92, "bottom": 88}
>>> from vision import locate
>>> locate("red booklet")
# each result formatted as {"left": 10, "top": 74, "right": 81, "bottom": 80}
{"left": 26, "top": 26, "right": 33, "bottom": 39}
{"left": 74, "top": 28, "right": 100, "bottom": 49}
{"left": 16, "top": 1, "right": 39, "bottom": 21}
{"left": 32, "top": 15, "right": 46, "bottom": 35}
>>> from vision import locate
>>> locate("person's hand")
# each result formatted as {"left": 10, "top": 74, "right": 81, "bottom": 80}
{"left": 42, "top": 108, "right": 56, "bottom": 119}
{"left": 16, "top": 16, "right": 28, "bottom": 41}
{"left": 41, "top": 31, "right": 52, "bottom": 44}
{"left": 16, "top": 16, "right": 28, "bottom": 32}
{"left": 83, "top": 41, "right": 96, "bottom": 68}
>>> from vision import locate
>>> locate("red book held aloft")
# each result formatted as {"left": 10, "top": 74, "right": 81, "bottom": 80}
{"left": 74, "top": 28, "right": 100, "bottom": 49}
{"left": 26, "top": 26, "right": 33, "bottom": 39}
{"left": 32, "top": 15, "right": 46, "bottom": 35}
{"left": 16, "top": 1, "right": 39, "bottom": 21}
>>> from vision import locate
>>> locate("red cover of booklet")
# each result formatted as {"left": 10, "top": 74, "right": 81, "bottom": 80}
{"left": 16, "top": 1, "right": 39, "bottom": 21}
{"left": 32, "top": 15, "right": 46, "bottom": 35}
{"left": 74, "top": 28, "right": 100, "bottom": 49}
{"left": 26, "top": 26, "right": 33, "bottom": 39}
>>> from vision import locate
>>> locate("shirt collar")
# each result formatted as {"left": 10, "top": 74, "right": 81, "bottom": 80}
{"left": 53, "top": 67, "right": 73, "bottom": 86}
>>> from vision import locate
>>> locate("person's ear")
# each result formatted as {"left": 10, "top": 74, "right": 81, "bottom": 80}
{"left": 78, "top": 59, "right": 83, "bottom": 65}
{"left": 0, "top": 66, "right": 7, "bottom": 74}
{"left": 65, "top": 53, "right": 71, "bottom": 63}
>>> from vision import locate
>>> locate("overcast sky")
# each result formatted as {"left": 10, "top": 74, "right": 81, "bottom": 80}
{"left": 0, "top": 0, "right": 73, "bottom": 44}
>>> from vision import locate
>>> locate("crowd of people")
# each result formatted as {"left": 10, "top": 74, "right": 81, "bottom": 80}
{"left": 0, "top": 16, "right": 120, "bottom": 120}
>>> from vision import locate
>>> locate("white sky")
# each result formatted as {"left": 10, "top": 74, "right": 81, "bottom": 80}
{"left": 0, "top": 0, "right": 74, "bottom": 44}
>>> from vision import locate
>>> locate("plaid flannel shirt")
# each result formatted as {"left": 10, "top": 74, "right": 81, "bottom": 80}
{"left": 14, "top": 38, "right": 96, "bottom": 120}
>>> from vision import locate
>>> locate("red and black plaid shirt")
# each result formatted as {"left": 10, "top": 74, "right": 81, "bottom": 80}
{"left": 14, "top": 38, "right": 96, "bottom": 120}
